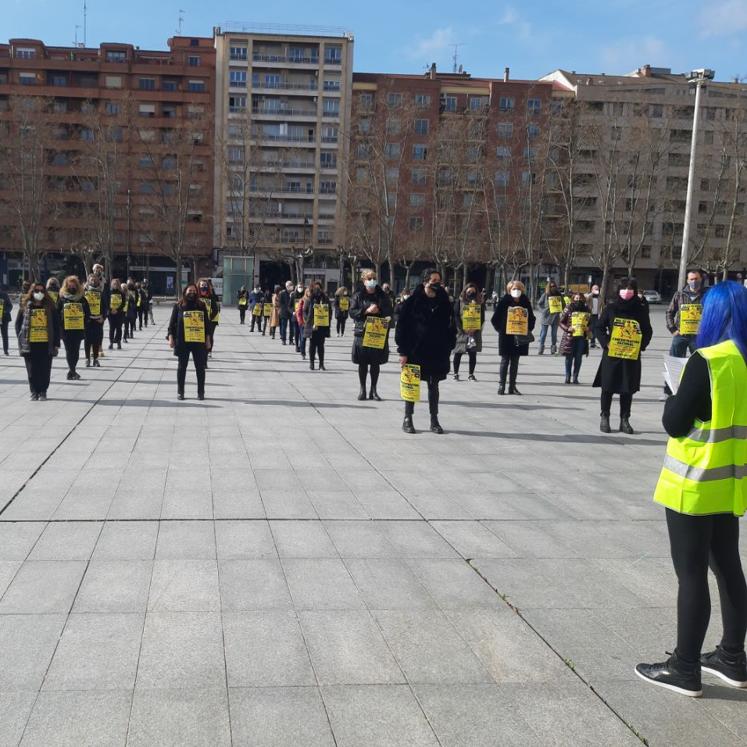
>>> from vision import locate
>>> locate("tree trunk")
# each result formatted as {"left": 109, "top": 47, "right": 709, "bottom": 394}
{"left": 600, "top": 263, "right": 610, "bottom": 306}
{"left": 404, "top": 265, "right": 411, "bottom": 291}
{"left": 387, "top": 258, "right": 395, "bottom": 291}
{"left": 462, "top": 263, "right": 468, "bottom": 289}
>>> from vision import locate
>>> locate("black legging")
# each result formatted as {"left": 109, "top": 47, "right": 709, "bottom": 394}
{"left": 404, "top": 376, "right": 439, "bottom": 417}
{"left": 239, "top": 308, "right": 247, "bottom": 324}
{"left": 453, "top": 351, "right": 476, "bottom": 376}
{"left": 138, "top": 308, "right": 147, "bottom": 329}
{"left": 177, "top": 347, "right": 207, "bottom": 395}
{"left": 1, "top": 322, "right": 8, "bottom": 354}
{"left": 499, "top": 353, "right": 520, "bottom": 386}
{"left": 358, "top": 362, "right": 380, "bottom": 391}
{"left": 600, "top": 390, "right": 633, "bottom": 418}
{"left": 666, "top": 508, "right": 747, "bottom": 663}
{"left": 108, "top": 316, "right": 123, "bottom": 345}
{"left": 63, "top": 333, "right": 83, "bottom": 373}
{"left": 337, "top": 316, "right": 347, "bottom": 335}
{"left": 24, "top": 347, "right": 53, "bottom": 394}
{"left": 85, "top": 322, "right": 104, "bottom": 361}
{"left": 309, "top": 330, "right": 326, "bottom": 366}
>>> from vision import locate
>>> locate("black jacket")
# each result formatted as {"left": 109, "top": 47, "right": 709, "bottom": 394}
{"left": 395, "top": 285, "right": 456, "bottom": 379}
{"left": 15, "top": 299, "right": 61, "bottom": 356}
{"left": 0, "top": 291, "right": 12, "bottom": 324}
{"left": 348, "top": 287, "right": 393, "bottom": 337}
{"left": 279, "top": 289, "right": 292, "bottom": 319}
{"left": 57, "top": 292, "right": 91, "bottom": 339}
{"left": 167, "top": 300, "right": 211, "bottom": 354}
{"left": 303, "top": 294, "right": 332, "bottom": 337}
{"left": 108, "top": 289, "right": 126, "bottom": 318}
{"left": 491, "top": 294, "right": 536, "bottom": 357}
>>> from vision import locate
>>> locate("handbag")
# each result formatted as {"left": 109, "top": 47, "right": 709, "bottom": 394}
{"left": 515, "top": 332, "right": 535, "bottom": 345}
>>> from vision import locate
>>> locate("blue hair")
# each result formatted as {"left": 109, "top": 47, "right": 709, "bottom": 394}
{"left": 697, "top": 281, "right": 747, "bottom": 359}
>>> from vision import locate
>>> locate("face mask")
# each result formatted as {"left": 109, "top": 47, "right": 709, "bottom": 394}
{"left": 186, "top": 293, "right": 196, "bottom": 301}
{"left": 592, "top": 290, "right": 599, "bottom": 296}
{"left": 296, "top": 286, "right": 303, "bottom": 293}
{"left": 466, "top": 291, "right": 476, "bottom": 298}
{"left": 33, "top": 292, "right": 44, "bottom": 301}
{"left": 510, "top": 289, "right": 522, "bottom": 299}
{"left": 619, "top": 289, "right": 634, "bottom": 301}
{"left": 429, "top": 282, "right": 441, "bottom": 291}
{"left": 688, "top": 280, "right": 700, "bottom": 291}
{"left": 365, "top": 280, "right": 377, "bottom": 289}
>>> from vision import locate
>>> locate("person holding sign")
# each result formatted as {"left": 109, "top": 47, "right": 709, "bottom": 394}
{"left": 250, "top": 287, "right": 265, "bottom": 333}
{"left": 57, "top": 276, "right": 90, "bottom": 381}
{"left": 295, "top": 286, "right": 311, "bottom": 359}
{"left": 637, "top": 281, "right": 747, "bottom": 698}
{"left": 593, "top": 277, "right": 652, "bottom": 434}
{"left": 279, "top": 281, "right": 294, "bottom": 345}
{"left": 237, "top": 286, "right": 249, "bottom": 325}
{"left": 349, "top": 270, "right": 393, "bottom": 401}
{"left": 334, "top": 287, "right": 351, "bottom": 337}
{"left": 289, "top": 284, "right": 304, "bottom": 350}
{"left": 15, "top": 281, "right": 60, "bottom": 401}
{"left": 395, "top": 268, "right": 456, "bottom": 434}
{"left": 537, "top": 281, "right": 564, "bottom": 355}
{"left": 491, "top": 280, "right": 536, "bottom": 396}
{"left": 107, "top": 279, "right": 126, "bottom": 350}
{"left": 303, "top": 282, "right": 332, "bottom": 370}
{"left": 0, "top": 286, "right": 12, "bottom": 356}
{"left": 168, "top": 283, "right": 211, "bottom": 401}
{"left": 558, "top": 292, "right": 591, "bottom": 384}
{"left": 84, "top": 273, "right": 107, "bottom": 367}
{"left": 197, "top": 279, "right": 220, "bottom": 357}
{"left": 453, "top": 284, "right": 484, "bottom": 381}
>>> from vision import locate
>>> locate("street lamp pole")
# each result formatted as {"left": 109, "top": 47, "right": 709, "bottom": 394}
{"left": 679, "top": 69, "right": 715, "bottom": 289}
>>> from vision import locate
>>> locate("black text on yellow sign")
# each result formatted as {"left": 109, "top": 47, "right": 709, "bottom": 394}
{"left": 679, "top": 304, "right": 702, "bottom": 336}
{"left": 571, "top": 311, "right": 590, "bottom": 337}
{"left": 506, "top": 306, "right": 529, "bottom": 336}
{"left": 313, "top": 304, "right": 330, "bottom": 328}
{"left": 339, "top": 297, "right": 350, "bottom": 312}
{"left": 548, "top": 296, "right": 563, "bottom": 314}
{"left": 400, "top": 363, "right": 421, "bottom": 402}
{"left": 110, "top": 295, "right": 122, "bottom": 313}
{"left": 608, "top": 318, "right": 642, "bottom": 360}
{"left": 263, "top": 303, "right": 273, "bottom": 317}
{"left": 29, "top": 308, "right": 48, "bottom": 343}
{"left": 461, "top": 303, "right": 481, "bottom": 332}
{"left": 362, "top": 316, "right": 389, "bottom": 349}
{"left": 85, "top": 291, "right": 101, "bottom": 316}
{"left": 63, "top": 302, "right": 85, "bottom": 331}
{"left": 182, "top": 310, "right": 206, "bottom": 343}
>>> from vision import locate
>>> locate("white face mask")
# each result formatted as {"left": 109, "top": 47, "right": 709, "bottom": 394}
{"left": 365, "top": 280, "right": 377, "bottom": 289}
{"left": 33, "top": 292, "right": 44, "bottom": 301}
{"left": 510, "top": 289, "right": 522, "bottom": 299}
{"left": 296, "top": 286, "right": 303, "bottom": 293}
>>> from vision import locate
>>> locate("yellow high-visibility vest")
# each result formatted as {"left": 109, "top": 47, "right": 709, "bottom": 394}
{"left": 654, "top": 339, "right": 747, "bottom": 516}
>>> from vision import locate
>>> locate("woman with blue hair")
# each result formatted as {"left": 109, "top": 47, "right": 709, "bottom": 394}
{"left": 636, "top": 280, "right": 747, "bottom": 697}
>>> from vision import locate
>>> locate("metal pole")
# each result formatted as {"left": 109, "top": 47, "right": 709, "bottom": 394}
{"left": 678, "top": 77, "right": 704, "bottom": 289}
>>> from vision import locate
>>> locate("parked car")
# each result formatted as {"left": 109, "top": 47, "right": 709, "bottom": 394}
{"left": 643, "top": 290, "right": 662, "bottom": 304}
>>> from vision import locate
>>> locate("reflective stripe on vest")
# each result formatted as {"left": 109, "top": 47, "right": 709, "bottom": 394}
{"left": 654, "top": 339, "right": 747, "bottom": 516}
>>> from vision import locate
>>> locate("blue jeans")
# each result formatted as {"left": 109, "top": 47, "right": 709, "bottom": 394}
{"left": 539, "top": 317, "right": 558, "bottom": 350}
{"left": 280, "top": 317, "right": 288, "bottom": 342}
{"left": 299, "top": 330, "right": 307, "bottom": 357}
{"left": 670, "top": 334, "right": 697, "bottom": 358}
{"left": 291, "top": 319, "right": 301, "bottom": 350}
{"left": 565, "top": 337, "right": 586, "bottom": 380}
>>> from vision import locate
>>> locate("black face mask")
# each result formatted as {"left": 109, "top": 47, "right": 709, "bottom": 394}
{"left": 429, "top": 282, "right": 441, "bottom": 291}
{"left": 466, "top": 291, "right": 476, "bottom": 299}
{"left": 186, "top": 293, "right": 196, "bottom": 301}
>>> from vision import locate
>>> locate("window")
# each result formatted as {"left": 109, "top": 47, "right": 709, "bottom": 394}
{"left": 650, "top": 104, "right": 664, "bottom": 118}
{"left": 18, "top": 73, "right": 36, "bottom": 86}
{"left": 104, "top": 75, "right": 122, "bottom": 89}
{"left": 467, "top": 169, "right": 479, "bottom": 187}
{"left": 386, "top": 118, "right": 401, "bottom": 135}
{"left": 322, "top": 125, "right": 338, "bottom": 143}
{"left": 138, "top": 103, "right": 156, "bottom": 117}
{"left": 441, "top": 95, "right": 457, "bottom": 113}
{"left": 229, "top": 70, "right": 247, "bottom": 87}
{"left": 641, "top": 246, "right": 651, "bottom": 259}
{"left": 80, "top": 128, "right": 94, "bottom": 142}
{"left": 414, "top": 118, "right": 429, "bottom": 135}
{"left": 139, "top": 78, "right": 156, "bottom": 91}
{"left": 384, "top": 142, "right": 401, "bottom": 159}
{"left": 320, "top": 152, "right": 337, "bottom": 168}
{"left": 324, "top": 44, "right": 342, "bottom": 64}
{"left": 53, "top": 100, "right": 68, "bottom": 113}
{"left": 323, "top": 78, "right": 341, "bottom": 91}
{"left": 358, "top": 118, "right": 371, "bottom": 134}
{"left": 387, "top": 92, "right": 402, "bottom": 107}
{"left": 105, "top": 101, "right": 120, "bottom": 115}
{"left": 523, "top": 146, "right": 535, "bottom": 159}
{"left": 467, "top": 146, "right": 481, "bottom": 163}
{"left": 463, "top": 193, "right": 475, "bottom": 207}
{"left": 521, "top": 171, "right": 536, "bottom": 186}
{"left": 139, "top": 182, "right": 154, "bottom": 194}
{"left": 162, "top": 156, "right": 177, "bottom": 170}
{"left": 496, "top": 145, "right": 511, "bottom": 159}
{"left": 138, "top": 129, "right": 156, "bottom": 142}
{"left": 15, "top": 47, "right": 36, "bottom": 59}
{"left": 51, "top": 75, "right": 67, "bottom": 87}
{"left": 412, "top": 144, "right": 428, "bottom": 160}
{"left": 228, "top": 146, "right": 244, "bottom": 163}
{"left": 497, "top": 122, "right": 513, "bottom": 139}
{"left": 499, "top": 96, "right": 515, "bottom": 112}
{"left": 409, "top": 216, "right": 424, "bottom": 231}
{"left": 188, "top": 80, "right": 206, "bottom": 92}
{"left": 230, "top": 46, "right": 248, "bottom": 61}
{"left": 107, "top": 127, "right": 123, "bottom": 143}
{"left": 356, "top": 143, "right": 371, "bottom": 159}
{"left": 704, "top": 131, "right": 714, "bottom": 145}
{"left": 187, "top": 104, "right": 204, "bottom": 119}
{"left": 386, "top": 167, "right": 399, "bottom": 183}
{"left": 470, "top": 96, "right": 489, "bottom": 111}
{"left": 320, "top": 180, "right": 336, "bottom": 194}
{"left": 323, "top": 98, "right": 340, "bottom": 116}
{"left": 527, "top": 98, "right": 542, "bottom": 112}
{"left": 411, "top": 168, "right": 426, "bottom": 186}
{"left": 527, "top": 123, "right": 540, "bottom": 139}
{"left": 495, "top": 170, "right": 509, "bottom": 187}
{"left": 139, "top": 155, "right": 155, "bottom": 168}
{"left": 700, "top": 178, "right": 710, "bottom": 191}
{"left": 105, "top": 50, "right": 126, "bottom": 63}
{"left": 188, "top": 55, "right": 201, "bottom": 67}
{"left": 409, "top": 193, "right": 425, "bottom": 207}
{"left": 162, "top": 80, "right": 178, "bottom": 92}
{"left": 359, "top": 92, "right": 374, "bottom": 109}
{"left": 355, "top": 167, "right": 368, "bottom": 184}
{"left": 229, "top": 95, "right": 246, "bottom": 113}
{"left": 415, "top": 93, "right": 431, "bottom": 108}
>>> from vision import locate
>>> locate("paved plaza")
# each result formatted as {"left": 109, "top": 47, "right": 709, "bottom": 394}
{"left": 0, "top": 305, "right": 746, "bottom": 745}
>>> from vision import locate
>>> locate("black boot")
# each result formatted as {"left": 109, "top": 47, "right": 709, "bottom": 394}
{"left": 620, "top": 417, "right": 634, "bottom": 435}
{"left": 508, "top": 384, "right": 521, "bottom": 395}
{"left": 309, "top": 360, "right": 315, "bottom": 370}
{"left": 600, "top": 414, "right": 611, "bottom": 433}
{"left": 565, "top": 375, "right": 571, "bottom": 384}
{"left": 635, "top": 652, "right": 702, "bottom": 697}
{"left": 357, "top": 387, "right": 367, "bottom": 401}
{"left": 177, "top": 391, "right": 185, "bottom": 401}
{"left": 498, "top": 383, "right": 506, "bottom": 396}
{"left": 402, "top": 416, "right": 416, "bottom": 434}
{"left": 430, "top": 415, "right": 444, "bottom": 435}
{"left": 369, "top": 389, "right": 382, "bottom": 401}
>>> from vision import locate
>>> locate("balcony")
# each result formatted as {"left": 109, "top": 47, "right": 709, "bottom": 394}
{"left": 252, "top": 52, "right": 320, "bottom": 68}
{"left": 256, "top": 159, "right": 316, "bottom": 171}
{"left": 252, "top": 133, "right": 317, "bottom": 147}
{"left": 251, "top": 80, "right": 318, "bottom": 93}
{"left": 252, "top": 105, "right": 317, "bottom": 119}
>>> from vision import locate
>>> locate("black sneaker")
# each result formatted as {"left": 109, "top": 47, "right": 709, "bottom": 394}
{"left": 635, "top": 653, "right": 702, "bottom": 697}
{"left": 701, "top": 647, "right": 747, "bottom": 688}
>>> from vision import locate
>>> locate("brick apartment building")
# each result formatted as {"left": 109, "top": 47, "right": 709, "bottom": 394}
{"left": 0, "top": 36, "right": 215, "bottom": 292}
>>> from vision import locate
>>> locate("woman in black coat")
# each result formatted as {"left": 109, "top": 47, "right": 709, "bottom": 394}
{"left": 490, "top": 280, "right": 536, "bottom": 395}
{"left": 395, "top": 268, "right": 456, "bottom": 434}
{"left": 0, "top": 287, "right": 13, "bottom": 355}
{"left": 84, "top": 273, "right": 107, "bottom": 367}
{"left": 348, "top": 269, "right": 393, "bottom": 401}
{"left": 593, "top": 277, "right": 653, "bottom": 435}
{"left": 302, "top": 282, "right": 332, "bottom": 370}
{"left": 107, "top": 279, "right": 126, "bottom": 350}
{"left": 168, "top": 283, "right": 211, "bottom": 400}
{"left": 453, "top": 283, "right": 485, "bottom": 381}
{"left": 57, "top": 275, "right": 90, "bottom": 381}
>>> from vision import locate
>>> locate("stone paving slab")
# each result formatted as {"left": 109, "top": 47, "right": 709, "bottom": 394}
{"left": 0, "top": 306, "right": 744, "bottom": 744}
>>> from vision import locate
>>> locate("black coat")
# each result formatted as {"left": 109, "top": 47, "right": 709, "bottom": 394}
{"left": 303, "top": 295, "right": 332, "bottom": 337}
{"left": 167, "top": 301, "right": 211, "bottom": 355}
{"left": 279, "top": 289, "right": 292, "bottom": 320}
{"left": 108, "top": 289, "right": 126, "bottom": 319}
{"left": 593, "top": 296, "right": 653, "bottom": 394}
{"left": 0, "top": 291, "right": 12, "bottom": 324}
{"left": 454, "top": 296, "right": 485, "bottom": 354}
{"left": 349, "top": 287, "right": 393, "bottom": 365}
{"left": 57, "top": 293, "right": 91, "bottom": 340}
{"left": 490, "top": 294, "right": 536, "bottom": 357}
{"left": 395, "top": 285, "right": 456, "bottom": 380}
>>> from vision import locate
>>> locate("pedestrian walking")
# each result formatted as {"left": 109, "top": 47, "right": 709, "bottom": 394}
{"left": 0, "top": 286, "right": 12, "bottom": 355}
{"left": 15, "top": 281, "right": 60, "bottom": 401}
{"left": 349, "top": 269, "right": 392, "bottom": 401}
{"left": 136, "top": 282, "right": 148, "bottom": 330}
{"left": 395, "top": 268, "right": 456, "bottom": 434}
{"left": 107, "top": 279, "right": 126, "bottom": 350}
{"left": 289, "top": 283, "right": 304, "bottom": 349}
{"left": 84, "top": 273, "right": 106, "bottom": 367}
{"left": 491, "top": 280, "right": 536, "bottom": 396}
{"left": 335, "top": 287, "right": 350, "bottom": 337}
{"left": 269, "top": 285, "right": 281, "bottom": 339}
{"left": 57, "top": 275, "right": 90, "bottom": 381}
{"left": 452, "top": 283, "right": 484, "bottom": 381}
{"left": 295, "top": 286, "right": 311, "bottom": 360}
{"left": 537, "top": 280, "right": 563, "bottom": 355}
{"left": 636, "top": 281, "right": 747, "bottom": 697}
{"left": 303, "top": 282, "right": 332, "bottom": 370}
{"left": 237, "top": 286, "right": 249, "bottom": 324}
{"left": 168, "top": 283, "right": 211, "bottom": 401}
{"left": 588, "top": 284, "right": 603, "bottom": 348}
{"left": 559, "top": 292, "right": 591, "bottom": 384}
{"left": 279, "top": 281, "right": 293, "bottom": 344}
{"left": 593, "top": 277, "right": 653, "bottom": 435}
{"left": 250, "top": 287, "right": 264, "bottom": 333}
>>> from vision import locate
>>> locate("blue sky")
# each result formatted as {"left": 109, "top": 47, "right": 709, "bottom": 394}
{"left": 5, "top": 0, "right": 747, "bottom": 81}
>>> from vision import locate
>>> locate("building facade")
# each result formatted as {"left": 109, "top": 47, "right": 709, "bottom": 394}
{"left": 0, "top": 36, "right": 215, "bottom": 292}
{"left": 212, "top": 26, "right": 354, "bottom": 298}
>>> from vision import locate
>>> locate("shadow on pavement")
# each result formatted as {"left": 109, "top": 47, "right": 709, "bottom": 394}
{"left": 447, "top": 429, "right": 664, "bottom": 446}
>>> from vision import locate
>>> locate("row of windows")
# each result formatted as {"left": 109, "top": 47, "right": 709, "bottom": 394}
{"left": 356, "top": 118, "right": 540, "bottom": 141}
{"left": 229, "top": 43, "right": 343, "bottom": 64}
{"left": 363, "top": 91, "right": 543, "bottom": 113}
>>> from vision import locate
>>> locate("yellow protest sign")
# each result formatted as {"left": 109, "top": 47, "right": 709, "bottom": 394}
{"left": 608, "top": 318, "right": 642, "bottom": 360}
{"left": 571, "top": 311, "right": 590, "bottom": 338}
{"left": 85, "top": 291, "right": 101, "bottom": 317}
{"left": 48, "top": 291, "right": 58, "bottom": 304}
{"left": 313, "top": 303, "right": 330, "bottom": 327}
{"left": 339, "top": 297, "right": 350, "bottom": 312}
{"left": 238, "top": 297, "right": 248, "bottom": 307}
{"left": 63, "top": 302, "right": 85, "bottom": 331}
{"left": 252, "top": 304, "right": 262, "bottom": 317}
{"left": 183, "top": 310, "right": 205, "bottom": 343}
{"left": 679, "top": 304, "right": 702, "bottom": 336}
{"left": 29, "top": 308, "right": 48, "bottom": 343}
{"left": 461, "top": 302, "right": 481, "bottom": 332}
{"left": 400, "top": 363, "right": 421, "bottom": 402}
{"left": 263, "top": 303, "right": 273, "bottom": 317}
{"left": 110, "top": 294, "right": 122, "bottom": 313}
{"left": 0, "top": 300, "right": 4, "bottom": 319}
{"left": 506, "top": 306, "right": 529, "bottom": 336}
{"left": 362, "top": 316, "right": 389, "bottom": 349}
{"left": 548, "top": 296, "right": 563, "bottom": 314}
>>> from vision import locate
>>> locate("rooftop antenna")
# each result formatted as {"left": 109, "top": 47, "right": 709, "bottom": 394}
{"left": 83, "top": 0, "right": 87, "bottom": 47}
{"left": 73, "top": 24, "right": 83, "bottom": 48}
{"left": 452, "top": 43, "right": 463, "bottom": 74}
{"left": 177, "top": 9, "right": 185, "bottom": 35}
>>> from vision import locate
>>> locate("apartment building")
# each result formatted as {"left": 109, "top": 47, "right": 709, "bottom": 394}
{"left": 542, "top": 66, "right": 747, "bottom": 293}
{"left": 213, "top": 26, "right": 354, "bottom": 297}
{"left": 0, "top": 36, "right": 215, "bottom": 291}
{"left": 348, "top": 65, "right": 556, "bottom": 291}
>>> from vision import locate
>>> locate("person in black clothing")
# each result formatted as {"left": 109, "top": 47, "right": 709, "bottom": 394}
{"left": 395, "top": 268, "right": 456, "bottom": 434}
{"left": 57, "top": 275, "right": 90, "bottom": 380}
{"left": 593, "top": 277, "right": 653, "bottom": 435}
{"left": 349, "top": 270, "right": 393, "bottom": 401}
{"left": 107, "top": 279, "right": 126, "bottom": 350}
{"left": 334, "top": 287, "right": 351, "bottom": 337}
{"left": 15, "top": 281, "right": 60, "bottom": 400}
{"left": 289, "top": 283, "right": 304, "bottom": 349}
{"left": 250, "top": 287, "right": 264, "bottom": 333}
{"left": 303, "top": 282, "right": 332, "bottom": 370}
{"left": 0, "top": 287, "right": 12, "bottom": 355}
{"left": 279, "top": 281, "right": 293, "bottom": 344}
{"left": 84, "top": 273, "right": 107, "bottom": 367}
{"left": 197, "top": 278, "right": 220, "bottom": 358}
{"left": 136, "top": 282, "right": 148, "bottom": 330}
{"left": 453, "top": 284, "right": 484, "bottom": 381}
{"left": 168, "top": 283, "right": 211, "bottom": 400}
{"left": 491, "top": 280, "right": 536, "bottom": 396}
{"left": 237, "top": 286, "right": 249, "bottom": 324}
